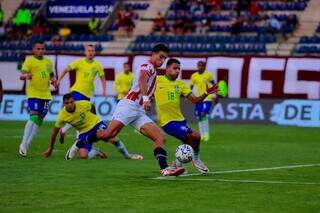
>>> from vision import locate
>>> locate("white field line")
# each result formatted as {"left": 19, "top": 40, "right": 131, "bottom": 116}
{"left": 157, "top": 178, "right": 320, "bottom": 185}
{"left": 153, "top": 163, "right": 320, "bottom": 180}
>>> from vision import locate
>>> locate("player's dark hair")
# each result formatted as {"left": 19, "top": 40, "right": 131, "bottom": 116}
{"left": 33, "top": 41, "right": 44, "bottom": 47}
{"left": 152, "top": 43, "right": 170, "bottom": 54}
{"left": 63, "top": 93, "right": 73, "bottom": 102}
{"left": 124, "top": 62, "right": 130, "bottom": 65}
{"left": 197, "top": 60, "right": 206, "bottom": 65}
{"left": 166, "top": 58, "right": 180, "bottom": 67}
{"left": 85, "top": 44, "right": 95, "bottom": 49}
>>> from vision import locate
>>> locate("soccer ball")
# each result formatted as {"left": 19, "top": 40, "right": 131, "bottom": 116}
{"left": 175, "top": 144, "right": 194, "bottom": 163}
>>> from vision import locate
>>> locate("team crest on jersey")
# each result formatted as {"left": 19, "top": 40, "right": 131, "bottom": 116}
{"left": 80, "top": 113, "right": 86, "bottom": 119}
{"left": 174, "top": 85, "right": 180, "bottom": 93}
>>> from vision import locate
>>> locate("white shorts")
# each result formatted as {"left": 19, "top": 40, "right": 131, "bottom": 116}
{"left": 112, "top": 99, "right": 154, "bottom": 130}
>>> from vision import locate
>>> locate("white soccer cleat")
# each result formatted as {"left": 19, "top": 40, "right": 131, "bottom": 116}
{"left": 65, "top": 142, "right": 79, "bottom": 160}
{"left": 19, "top": 144, "right": 27, "bottom": 157}
{"left": 192, "top": 159, "right": 209, "bottom": 174}
{"left": 128, "top": 154, "right": 143, "bottom": 160}
{"left": 160, "top": 167, "right": 185, "bottom": 177}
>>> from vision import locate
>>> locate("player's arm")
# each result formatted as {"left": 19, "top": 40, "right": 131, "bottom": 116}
{"left": 100, "top": 75, "right": 107, "bottom": 97}
{"left": 186, "top": 84, "right": 219, "bottom": 104}
{"left": 113, "top": 76, "right": 120, "bottom": 93}
{"left": 20, "top": 60, "right": 32, "bottom": 80}
{"left": 139, "top": 70, "right": 151, "bottom": 111}
{"left": 42, "top": 127, "right": 60, "bottom": 158}
{"left": 57, "top": 66, "right": 73, "bottom": 85}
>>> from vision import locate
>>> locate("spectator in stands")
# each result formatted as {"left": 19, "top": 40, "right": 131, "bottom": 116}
{"left": 152, "top": 11, "right": 167, "bottom": 35}
{"left": 191, "top": 0, "right": 205, "bottom": 16}
{"left": 249, "top": 0, "right": 261, "bottom": 22}
{"left": 52, "top": 35, "right": 62, "bottom": 47}
{"left": 196, "top": 16, "right": 210, "bottom": 34}
{"left": 231, "top": 17, "right": 244, "bottom": 35}
{"left": 117, "top": 8, "right": 126, "bottom": 37}
{"left": 235, "top": 0, "right": 251, "bottom": 17}
{"left": 13, "top": 7, "right": 32, "bottom": 36}
{"left": 59, "top": 24, "right": 71, "bottom": 41}
{"left": 124, "top": 5, "right": 136, "bottom": 37}
{"left": 206, "top": 0, "right": 223, "bottom": 12}
{"left": 32, "top": 21, "right": 44, "bottom": 35}
{"left": 0, "top": 24, "right": 5, "bottom": 41}
{"left": 267, "top": 15, "right": 281, "bottom": 35}
{"left": 287, "top": 14, "right": 299, "bottom": 32}
{"left": 0, "top": 4, "right": 4, "bottom": 26}
{"left": 88, "top": 17, "right": 100, "bottom": 35}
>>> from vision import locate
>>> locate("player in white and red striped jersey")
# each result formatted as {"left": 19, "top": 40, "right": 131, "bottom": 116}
{"left": 67, "top": 44, "right": 185, "bottom": 177}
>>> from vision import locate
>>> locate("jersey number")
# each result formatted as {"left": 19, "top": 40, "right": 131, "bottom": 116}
{"left": 167, "top": 92, "right": 175, "bottom": 100}
{"left": 41, "top": 71, "right": 48, "bottom": 79}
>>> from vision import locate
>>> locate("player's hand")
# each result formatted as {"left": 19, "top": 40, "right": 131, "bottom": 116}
{"left": 206, "top": 84, "right": 219, "bottom": 95}
{"left": 51, "top": 79, "right": 58, "bottom": 90}
{"left": 143, "top": 100, "right": 151, "bottom": 111}
{"left": 42, "top": 148, "right": 53, "bottom": 158}
{"left": 20, "top": 73, "right": 32, "bottom": 80}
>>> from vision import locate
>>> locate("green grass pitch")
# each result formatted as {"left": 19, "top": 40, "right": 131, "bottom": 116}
{"left": 0, "top": 121, "right": 319, "bottom": 212}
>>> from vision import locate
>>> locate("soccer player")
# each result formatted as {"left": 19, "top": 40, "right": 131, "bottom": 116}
{"left": 154, "top": 58, "right": 218, "bottom": 174}
{"left": 42, "top": 93, "right": 143, "bottom": 160}
{"left": 57, "top": 44, "right": 106, "bottom": 141}
{"left": 82, "top": 44, "right": 184, "bottom": 176}
{"left": 19, "top": 41, "right": 57, "bottom": 157}
{"left": 114, "top": 62, "right": 134, "bottom": 101}
{"left": 190, "top": 61, "right": 215, "bottom": 142}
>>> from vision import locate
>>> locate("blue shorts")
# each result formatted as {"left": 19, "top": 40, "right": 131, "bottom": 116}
{"left": 195, "top": 101, "right": 212, "bottom": 118}
{"left": 71, "top": 91, "right": 90, "bottom": 101}
{"left": 27, "top": 98, "right": 50, "bottom": 117}
{"left": 162, "top": 120, "right": 192, "bottom": 142}
{"left": 77, "top": 121, "right": 108, "bottom": 151}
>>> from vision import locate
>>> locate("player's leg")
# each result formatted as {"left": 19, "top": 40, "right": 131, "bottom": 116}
{"left": 199, "top": 101, "right": 212, "bottom": 142}
{"left": 19, "top": 99, "right": 47, "bottom": 156}
{"left": 195, "top": 103, "right": 205, "bottom": 140}
{"left": 137, "top": 119, "right": 185, "bottom": 176}
{"left": 109, "top": 137, "right": 143, "bottom": 160}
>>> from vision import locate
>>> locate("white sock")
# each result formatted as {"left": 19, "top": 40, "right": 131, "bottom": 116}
{"left": 203, "top": 117, "right": 209, "bottom": 137}
{"left": 21, "top": 120, "right": 34, "bottom": 147}
{"left": 198, "top": 120, "right": 205, "bottom": 137}
{"left": 76, "top": 131, "right": 80, "bottom": 138}
{"left": 87, "top": 147, "right": 101, "bottom": 159}
{"left": 61, "top": 123, "right": 73, "bottom": 134}
{"left": 175, "top": 158, "right": 183, "bottom": 167}
{"left": 113, "top": 140, "right": 131, "bottom": 158}
{"left": 26, "top": 123, "right": 39, "bottom": 148}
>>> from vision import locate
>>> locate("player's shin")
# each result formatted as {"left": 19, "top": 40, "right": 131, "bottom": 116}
{"left": 153, "top": 147, "right": 169, "bottom": 169}
{"left": 87, "top": 148, "right": 101, "bottom": 159}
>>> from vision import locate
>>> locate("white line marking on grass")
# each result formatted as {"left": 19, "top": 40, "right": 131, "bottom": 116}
{"left": 152, "top": 163, "right": 320, "bottom": 180}
{"left": 157, "top": 178, "right": 320, "bottom": 185}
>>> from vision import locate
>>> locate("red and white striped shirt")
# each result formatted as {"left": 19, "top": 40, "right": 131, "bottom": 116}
{"left": 125, "top": 61, "right": 157, "bottom": 106}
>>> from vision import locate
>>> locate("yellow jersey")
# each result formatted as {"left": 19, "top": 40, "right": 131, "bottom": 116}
{"left": 55, "top": 101, "right": 102, "bottom": 134}
{"left": 68, "top": 58, "right": 104, "bottom": 98}
{"left": 190, "top": 70, "right": 214, "bottom": 101}
{"left": 114, "top": 71, "right": 133, "bottom": 100}
{"left": 21, "top": 56, "right": 53, "bottom": 100}
{"left": 154, "top": 75, "right": 192, "bottom": 126}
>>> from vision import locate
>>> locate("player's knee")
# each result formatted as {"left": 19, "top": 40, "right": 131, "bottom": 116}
{"left": 79, "top": 148, "right": 88, "bottom": 159}
{"left": 191, "top": 131, "right": 201, "bottom": 142}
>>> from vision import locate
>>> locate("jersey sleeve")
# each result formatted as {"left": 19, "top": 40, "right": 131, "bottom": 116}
{"left": 97, "top": 62, "right": 105, "bottom": 77}
{"left": 21, "top": 58, "right": 31, "bottom": 73}
{"left": 55, "top": 112, "right": 66, "bottom": 128}
{"left": 47, "top": 59, "right": 54, "bottom": 74}
{"left": 68, "top": 59, "right": 80, "bottom": 70}
{"left": 180, "top": 81, "right": 192, "bottom": 97}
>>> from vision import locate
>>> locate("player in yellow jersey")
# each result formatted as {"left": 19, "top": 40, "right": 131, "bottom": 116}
{"left": 19, "top": 41, "right": 57, "bottom": 157}
{"left": 154, "top": 58, "right": 218, "bottom": 174}
{"left": 42, "top": 93, "right": 143, "bottom": 160}
{"left": 190, "top": 61, "right": 215, "bottom": 142}
{"left": 57, "top": 44, "right": 106, "bottom": 141}
{"left": 114, "top": 62, "right": 133, "bottom": 101}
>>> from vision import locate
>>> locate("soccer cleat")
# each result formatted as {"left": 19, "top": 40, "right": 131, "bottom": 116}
{"left": 59, "top": 129, "right": 65, "bottom": 144}
{"left": 160, "top": 167, "right": 185, "bottom": 177}
{"left": 171, "top": 160, "right": 188, "bottom": 175}
{"left": 18, "top": 144, "right": 27, "bottom": 157}
{"left": 192, "top": 159, "right": 209, "bottom": 174}
{"left": 65, "top": 142, "right": 79, "bottom": 160}
{"left": 128, "top": 154, "right": 143, "bottom": 160}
